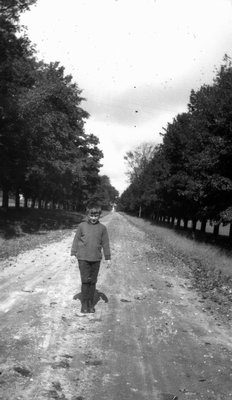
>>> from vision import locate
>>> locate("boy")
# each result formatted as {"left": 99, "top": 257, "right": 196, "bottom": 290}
{"left": 71, "top": 201, "right": 111, "bottom": 313}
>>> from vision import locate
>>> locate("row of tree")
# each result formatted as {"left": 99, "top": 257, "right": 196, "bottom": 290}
{"left": 118, "top": 55, "right": 232, "bottom": 236}
{"left": 0, "top": 0, "right": 118, "bottom": 210}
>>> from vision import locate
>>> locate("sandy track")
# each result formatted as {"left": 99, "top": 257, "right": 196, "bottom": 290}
{"left": 0, "top": 212, "right": 232, "bottom": 400}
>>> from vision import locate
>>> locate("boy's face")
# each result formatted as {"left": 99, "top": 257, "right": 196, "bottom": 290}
{"left": 87, "top": 208, "right": 101, "bottom": 224}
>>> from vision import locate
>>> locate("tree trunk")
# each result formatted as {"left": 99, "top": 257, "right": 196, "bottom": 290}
{"left": 2, "top": 189, "right": 9, "bottom": 208}
{"left": 229, "top": 223, "right": 232, "bottom": 239}
{"left": 38, "top": 199, "right": 42, "bottom": 209}
{"left": 24, "top": 196, "right": 28, "bottom": 208}
{"left": 176, "top": 217, "right": 181, "bottom": 228}
{"left": 213, "top": 223, "right": 219, "bottom": 236}
{"left": 192, "top": 219, "right": 197, "bottom": 231}
{"left": 138, "top": 206, "right": 142, "bottom": 218}
{"left": 201, "top": 220, "right": 207, "bottom": 233}
{"left": 15, "top": 188, "right": 20, "bottom": 209}
{"left": 184, "top": 219, "right": 188, "bottom": 229}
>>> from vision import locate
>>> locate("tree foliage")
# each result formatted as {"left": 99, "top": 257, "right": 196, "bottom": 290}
{"left": 0, "top": 0, "right": 37, "bottom": 21}
{"left": 94, "top": 175, "right": 119, "bottom": 210}
{"left": 124, "top": 142, "right": 155, "bottom": 183}
{"left": 118, "top": 56, "right": 232, "bottom": 228}
{"left": 0, "top": 1, "right": 116, "bottom": 210}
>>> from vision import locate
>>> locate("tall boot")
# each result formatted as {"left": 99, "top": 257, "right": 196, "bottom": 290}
{"left": 89, "top": 283, "right": 96, "bottom": 313}
{"left": 81, "top": 283, "right": 89, "bottom": 313}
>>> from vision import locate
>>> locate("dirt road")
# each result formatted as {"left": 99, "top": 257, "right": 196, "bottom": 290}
{"left": 0, "top": 212, "right": 232, "bottom": 400}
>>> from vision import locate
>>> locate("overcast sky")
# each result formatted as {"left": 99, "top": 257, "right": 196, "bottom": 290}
{"left": 21, "top": 0, "right": 232, "bottom": 194}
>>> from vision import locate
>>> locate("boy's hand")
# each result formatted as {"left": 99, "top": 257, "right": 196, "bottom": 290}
{"left": 106, "top": 260, "right": 111, "bottom": 269}
{"left": 71, "top": 255, "right": 77, "bottom": 264}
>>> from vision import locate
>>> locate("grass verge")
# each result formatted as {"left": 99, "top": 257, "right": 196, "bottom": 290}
{"left": 0, "top": 208, "right": 84, "bottom": 260}
{"left": 123, "top": 213, "right": 232, "bottom": 322}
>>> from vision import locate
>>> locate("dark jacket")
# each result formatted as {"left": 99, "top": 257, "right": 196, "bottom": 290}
{"left": 71, "top": 220, "right": 111, "bottom": 261}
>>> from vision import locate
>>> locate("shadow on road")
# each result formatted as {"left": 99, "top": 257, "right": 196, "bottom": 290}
{"left": 73, "top": 289, "right": 109, "bottom": 308}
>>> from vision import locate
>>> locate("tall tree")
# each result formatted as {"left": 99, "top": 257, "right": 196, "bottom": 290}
{"left": 94, "top": 175, "right": 119, "bottom": 210}
{"left": 0, "top": 0, "right": 104, "bottom": 210}
{"left": 18, "top": 61, "right": 98, "bottom": 208}
{"left": 0, "top": 1, "right": 37, "bottom": 206}
{"left": 124, "top": 142, "right": 155, "bottom": 184}
{"left": 124, "top": 142, "right": 156, "bottom": 216}
{"left": 187, "top": 56, "right": 232, "bottom": 223}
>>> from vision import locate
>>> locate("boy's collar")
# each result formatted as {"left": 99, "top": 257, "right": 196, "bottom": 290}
{"left": 86, "top": 218, "right": 99, "bottom": 224}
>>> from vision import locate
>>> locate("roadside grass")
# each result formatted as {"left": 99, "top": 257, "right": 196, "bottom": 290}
{"left": 123, "top": 213, "right": 232, "bottom": 319}
{"left": 161, "top": 228, "right": 232, "bottom": 279}
{"left": 123, "top": 213, "right": 232, "bottom": 278}
{"left": 0, "top": 208, "right": 84, "bottom": 235}
{"left": 0, "top": 208, "right": 84, "bottom": 260}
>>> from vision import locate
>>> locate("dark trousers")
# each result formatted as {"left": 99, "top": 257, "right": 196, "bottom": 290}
{"left": 78, "top": 260, "right": 100, "bottom": 304}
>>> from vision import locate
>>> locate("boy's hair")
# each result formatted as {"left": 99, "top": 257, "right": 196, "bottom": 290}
{"left": 86, "top": 199, "right": 102, "bottom": 213}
